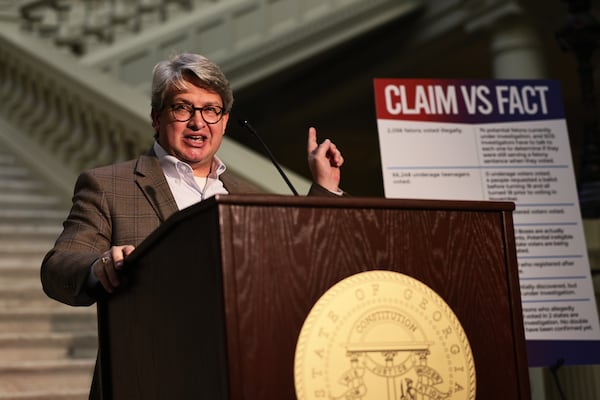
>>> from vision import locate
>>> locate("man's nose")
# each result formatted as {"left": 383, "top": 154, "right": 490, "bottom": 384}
{"left": 188, "top": 109, "right": 206, "bottom": 129}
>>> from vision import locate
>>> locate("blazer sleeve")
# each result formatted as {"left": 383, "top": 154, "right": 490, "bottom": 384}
{"left": 41, "top": 170, "right": 113, "bottom": 306}
{"left": 307, "top": 183, "right": 347, "bottom": 197}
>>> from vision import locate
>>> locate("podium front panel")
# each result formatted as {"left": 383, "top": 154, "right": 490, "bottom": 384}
{"left": 100, "top": 195, "right": 528, "bottom": 400}
{"left": 216, "top": 196, "right": 527, "bottom": 400}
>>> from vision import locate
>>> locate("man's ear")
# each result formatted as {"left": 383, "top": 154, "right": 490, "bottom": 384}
{"left": 151, "top": 110, "right": 160, "bottom": 131}
{"left": 221, "top": 112, "right": 230, "bottom": 134}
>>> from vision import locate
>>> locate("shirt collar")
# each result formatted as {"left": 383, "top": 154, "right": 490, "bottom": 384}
{"left": 153, "top": 141, "right": 226, "bottom": 179}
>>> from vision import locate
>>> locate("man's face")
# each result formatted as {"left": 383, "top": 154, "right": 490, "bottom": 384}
{"left": 152, "top": 83, "right": 229, "bottom": 176}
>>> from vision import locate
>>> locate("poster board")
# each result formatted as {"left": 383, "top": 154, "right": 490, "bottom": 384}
{"left": 374, "top": 78, "right": 600, "bottom": 366}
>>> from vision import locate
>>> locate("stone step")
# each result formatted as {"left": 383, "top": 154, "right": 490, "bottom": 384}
{"left": 0, "top": 166, "right": 29, "bottom": 179}
{"left": 0, "top": 153, "right": 17, "bottom": 164}
{"left": 0, "top": 307, "right": 96, "bottom": 333}
{"left": 0, "top": 193, "right": 64, "bottom": 209}
{"left": 0, "top": 223, "right": 62, "bottom": 239}
{"left": 0, "top": 240, "right": 55, "bottom": 259}
{"left": 0, "top": 359, "right": 94, "bottom": 394}
{"left": 0, "top": 145, "right": 94, "bottom": 400}
{"left": 0, "top": 388, "right": 89, "bottom": 400}
{"left": 0, "top": 257, "right": 44, "bottom": 285}
{"left": 0, "top": 255, "right": 43, "bottom": 268}
{"left": 0, "top": 179, "right": 43, "bottom": 192}
{"left": 0, "top": 331, "right": 97, "bottom": 362}
{"left": 0, "top": 282, "right": 66, "bottom": 309}
{"left": 0, "top": 209, "right": 67, "bottom": 225}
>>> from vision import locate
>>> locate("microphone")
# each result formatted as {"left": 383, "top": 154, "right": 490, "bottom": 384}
{"left": 237, "top": 117, "right": 299, "bottom": 196}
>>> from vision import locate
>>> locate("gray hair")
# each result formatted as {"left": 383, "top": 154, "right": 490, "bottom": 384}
{"left": 151, "top": 53, "right": 233, "bottom": 113}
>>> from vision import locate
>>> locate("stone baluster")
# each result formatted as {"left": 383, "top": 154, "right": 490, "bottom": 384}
{"left": 159, "top": 0, "right": 194, "bottom": 21}
{"left": 135, "top": 0, "right": 162, "bottom": 32}
{"left": 12, "top": 74, "right": 38, "bottom": 125}
{"left": 110, "top": 0, "right": 136, "bottom": 39}
{"left": 37, "top": 5, "right": 59, "bottom": 38}
{"left": 32, "top": 85, "right": 62, "bottom": 143}
{"left": 54, "top": 0, "right": 87, "bottom": 55}
{"left": 19, "top": 0, "right": 47, "bottom": 33}
{"left": 0, "top": 56, "right": 17, "bottom": 115}
{"left": 23, "top": 80, "right": 49, "bottom": 135}
{"left": 67, "top": 107, "right": 95, "bottom": 169}
{"left": 93, "top": 116, "right": 116, "bottom": 167}
{"left": 45, "top": 95, "right": 75, "bottom": 157}
{"left": 3, "top": 65, "right": 28, "bottom": 124}
{"left": 57, "top": 102, "right": 87, "bottom": 169}
{"left": 82, "top": 0, "right": 113, "bottom": 45}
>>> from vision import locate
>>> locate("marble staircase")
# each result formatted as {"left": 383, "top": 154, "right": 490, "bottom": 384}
{"left": 0, "top": 140, "right": 96, "bottom": 400}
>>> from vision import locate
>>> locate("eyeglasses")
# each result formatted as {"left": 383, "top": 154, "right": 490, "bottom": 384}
{"left": 169, "top": 103, "right": 225, "bottom": 124}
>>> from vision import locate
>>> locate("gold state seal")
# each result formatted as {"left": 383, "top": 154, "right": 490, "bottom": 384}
{"left": 294, "top": 270, "right": 475, "bottom": 400}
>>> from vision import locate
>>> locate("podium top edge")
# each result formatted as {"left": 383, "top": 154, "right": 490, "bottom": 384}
{"left": 125, "top": 194, "right": 515, "bottom": 266}
{"left": 209, "top": 194, "right": 516, "bottom": 212}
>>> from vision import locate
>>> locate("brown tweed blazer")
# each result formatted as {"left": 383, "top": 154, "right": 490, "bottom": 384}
{"left": 40, "top": 149, "right": 267, "bottom": 306}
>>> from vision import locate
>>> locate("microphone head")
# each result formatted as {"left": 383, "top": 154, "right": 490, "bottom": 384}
{"left": 236, "top": 117, "right": 256, "bottom": 134}
{"left": 236, "top": 116, "right": 249, "bottom": 127}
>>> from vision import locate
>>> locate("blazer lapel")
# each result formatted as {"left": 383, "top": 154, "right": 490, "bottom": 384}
{"left": 134, "top": 151, "right": 179, "bottom": 222}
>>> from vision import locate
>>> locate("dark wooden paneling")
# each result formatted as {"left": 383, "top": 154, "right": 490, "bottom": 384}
{"left": 218, "top": 197, "right": 527, "bottom": 399}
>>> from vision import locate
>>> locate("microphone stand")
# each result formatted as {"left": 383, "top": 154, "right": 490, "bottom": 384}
{"left": 237, "top": 118, "right": 299, "bottom": 196}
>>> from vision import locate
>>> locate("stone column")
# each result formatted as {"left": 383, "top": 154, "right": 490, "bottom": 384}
{"left": 464, "top": 0, "right": 547, "bottom": 79}
{"left": 465, "top": 2, "right": 600, "bottom": 400}
{"left": 464, "top": 2, "right": 549, "bottom": 399}
{"left": 490, "top": 17, "right": 547, "bottom": 79}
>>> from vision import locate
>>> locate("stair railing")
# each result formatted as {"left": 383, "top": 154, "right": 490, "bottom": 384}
{"left": 0, "top": 23, "right": 152, "bottom": 182}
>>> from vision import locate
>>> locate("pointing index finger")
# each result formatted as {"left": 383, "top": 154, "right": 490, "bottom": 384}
{"left": 307, "top": 127, "right": 318, "bottom": 153}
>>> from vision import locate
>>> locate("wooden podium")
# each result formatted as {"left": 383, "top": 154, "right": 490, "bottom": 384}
{"left": 97, "top": 195, "right": 530, "bottom": 399}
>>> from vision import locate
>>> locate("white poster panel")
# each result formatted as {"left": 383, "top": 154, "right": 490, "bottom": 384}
{"left": 374, "top": 78, "right": 600, "bottom": 366}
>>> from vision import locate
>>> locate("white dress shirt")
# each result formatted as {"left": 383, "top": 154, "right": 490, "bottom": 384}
{"left": 153, "top": 141, "right": 229, "bottom": 210}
